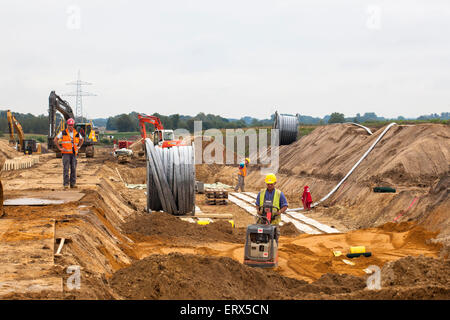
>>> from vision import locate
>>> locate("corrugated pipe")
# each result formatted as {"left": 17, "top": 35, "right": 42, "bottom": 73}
{"left": 145, "top": 139, "right": 195, "bottom": 215}
{"left": 287, "top": 122, "right": 397, "bottom": 212}
{"left": 273, "top": 111, "right": 299, "bottom": 145}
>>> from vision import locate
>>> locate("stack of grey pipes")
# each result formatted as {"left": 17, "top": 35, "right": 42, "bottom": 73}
{"left": 144, "top": 138, "right": 195, "bottom": 215}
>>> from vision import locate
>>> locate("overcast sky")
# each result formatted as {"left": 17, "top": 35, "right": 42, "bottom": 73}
{"left": 1, "top": 0, "right": 449, "bottom": 119}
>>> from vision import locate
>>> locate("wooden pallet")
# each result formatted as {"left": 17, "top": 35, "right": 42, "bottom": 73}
{"left": 205, "top": 198, "right": 228, "bottom": 205}
{"left": 205, "top": 188, "right": 228, "bottom": 199}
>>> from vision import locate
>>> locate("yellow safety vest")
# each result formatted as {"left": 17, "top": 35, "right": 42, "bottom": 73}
{"left": 259, "top": 188, "right": 283, "bottom": 226}
{"left": 259, "top": 188, "right": 281, "bottom": 210}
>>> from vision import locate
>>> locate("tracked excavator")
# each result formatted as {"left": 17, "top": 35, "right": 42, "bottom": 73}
{"left": 138, "top": 113, "right": 188, "bottom": 148}
{"left": 6, "top": 110, "right": 41, "bottom": 154}
{"left": 48, "top": 91, "right": 97, "bottom": 158}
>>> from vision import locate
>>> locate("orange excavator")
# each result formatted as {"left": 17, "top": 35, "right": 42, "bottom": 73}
{"left": 138, "top": 113, "right": 187, "bottom": 148}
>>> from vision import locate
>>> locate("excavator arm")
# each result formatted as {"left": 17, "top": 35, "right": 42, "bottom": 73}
{"left": 7, "top": 110, "right": 25, "bottom": 149}
{"left": 6, "top": 110, "right": 15, "bottom": 144}
{"left": 48, "top": 91, "right": 75, "bottom": 151}
{"left": 138, "top": 113, "right": 164, "bottom": 140}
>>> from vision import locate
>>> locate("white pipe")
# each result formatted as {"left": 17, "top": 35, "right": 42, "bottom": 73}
{"left": 287, "top": 122, "right": 397, "bottom": 212}
{"left": 348, "top": 122, "right": 372, "bottom": 135}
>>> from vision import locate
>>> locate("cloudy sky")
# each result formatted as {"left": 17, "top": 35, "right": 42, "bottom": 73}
{"left": 0, "top": 0, "right": 449, "bottom": 119}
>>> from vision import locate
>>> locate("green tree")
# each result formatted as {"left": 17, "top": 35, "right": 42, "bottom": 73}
{"left": 328, "top": 112, "right": 345, "bottom": 124}
{"left": 115, "top": 114, "right": 134, "bottom": 132}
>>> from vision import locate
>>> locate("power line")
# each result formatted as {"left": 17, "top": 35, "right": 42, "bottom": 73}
{"left": 63, "top": 70, "right": 96, "bottom": 122}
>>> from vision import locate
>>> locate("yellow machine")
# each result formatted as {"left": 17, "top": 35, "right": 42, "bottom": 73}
{"left": 6, "top": 110, "right": 41, "bottom": 155}
{"left": 55, "top": 117, "right": 97, "bottom": 158}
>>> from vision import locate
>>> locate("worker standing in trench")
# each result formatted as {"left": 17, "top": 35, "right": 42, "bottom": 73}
{"left": 54, "top": 118, "right": 84, "bottom": 189}
{"left": 234, "top": 157, "right": 250, "bottom": 192}
{"left": 255, "top": 173, "right": 288, "bottom": 242}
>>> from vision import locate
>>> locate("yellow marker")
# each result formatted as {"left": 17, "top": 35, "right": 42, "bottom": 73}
{"left": 350, "top": 246, "right": 366, "bottom": 254}
{"left": 197, "top": 220, "right": 210, "bottom": 225}
{"left": 228, "top": 220, "right": 235, "bottom": 228}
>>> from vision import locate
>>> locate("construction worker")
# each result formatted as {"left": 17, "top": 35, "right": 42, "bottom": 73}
{"left": 302, "top": 185, "right": 313, "bottom": 211}
{"left": 54, "top": 118, "right": 84, "bottom": 189}
{"left": 255, "top": 173, "right": 288, "bottom": 241}
{"left": 234, "top": 157, "right": 250, "bottom": 192}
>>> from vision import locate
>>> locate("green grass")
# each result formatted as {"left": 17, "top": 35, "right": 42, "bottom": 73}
{"left": 298, "top": 126, "right": 316, "bottom": 138}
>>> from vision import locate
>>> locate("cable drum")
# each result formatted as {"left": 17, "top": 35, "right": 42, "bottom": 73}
{"left": 273, "top": 111, "right": 299, "bottom": 145}
{"left": 145, "top": 139, "right": 195, "bottom": 215}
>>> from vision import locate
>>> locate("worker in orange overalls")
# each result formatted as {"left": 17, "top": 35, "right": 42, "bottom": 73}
{"left": 302, "top": 185, "right": 313, "bottom": 211}
{"left": 234, "top": 157, "right": 250, "bottom": 192}
{"left": 53, "top": 118, "right": 84, "bottom": 189}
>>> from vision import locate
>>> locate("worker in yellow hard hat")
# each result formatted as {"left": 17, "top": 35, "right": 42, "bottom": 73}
{"left": 255, "top": 173, "right": 288, "bottom": 242}
{"left": 234, "top": 157, "right": 250, "bottom": 192}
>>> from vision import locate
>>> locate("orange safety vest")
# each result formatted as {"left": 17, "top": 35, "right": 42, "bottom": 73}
{"left": 60, "top": 128, "right": 80, "bottom": 155}
{"left": 238, "top": 164, "right": 247, "bottom": 177}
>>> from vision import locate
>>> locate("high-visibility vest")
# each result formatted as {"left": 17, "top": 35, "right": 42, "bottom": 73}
{"left": 60, "top": 129, "right": 80, "bottom": 155}
{"left": 259, "top": 188, "right": 282, "bottom": 225}
{"left": 238, "top": 164, "right": 247, "bottom": 177}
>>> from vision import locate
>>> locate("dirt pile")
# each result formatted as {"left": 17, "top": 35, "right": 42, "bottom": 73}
{"left": 256, "top": 123, "right": 449, "bottom": 184}
{"left": 381, "top": 255, "right": 450, "bottom": 287}
{"left": 123, "top": 212, "right": 246, "bottom": 244}
{"left": 0, "top": 139, "right": 22, "bottom": 160}
{"left": 325, "top": 255, "right": 450, "bottom": 300}
{"left": 109, "top": 253, "right": 306, "bottom": 299}
{"left": 109, "top": 252, "right": 450, "bottom": 300}
{"left": 280, "top": 222, "right": 302, "bottom": 236}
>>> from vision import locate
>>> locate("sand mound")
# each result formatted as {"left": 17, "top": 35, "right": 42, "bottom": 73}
{"left": 123, "top": 212, "right": 246, "bottom": 244}
{"left": 280, "top": 222, "right": 302, "bottom": 236}
{"left": 258, "top": 123, "right": 450, "bottom": 184}
{"left": 109, "top": 253, "right": 450, "bottom": 300}
{"left": 381, "top": 255, "right": 450, "bottom": 287}
{"left": 109, "top": 252, "right": 305, "bottom": 300}
{"left": 0, "top": 139, "right": 21, "bottom": 160}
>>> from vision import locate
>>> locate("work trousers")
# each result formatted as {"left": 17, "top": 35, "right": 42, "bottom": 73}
{"left": 62, "top": 153, "right": 77, "bottom": 187}
{"left": 234, "top": 174, "right": 245, "bottom": 192}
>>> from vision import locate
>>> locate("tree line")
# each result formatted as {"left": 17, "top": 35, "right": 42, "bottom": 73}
{"left": 1, "top": 109, "right": 448, "bottom": 136}
{"left": 104, "top": 112, "right": 273, "bottom": 132}
{"left": 0, "top": 111, "right": 48, "bottom": 135}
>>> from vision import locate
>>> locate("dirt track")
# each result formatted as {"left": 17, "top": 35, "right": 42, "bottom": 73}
{"left": 0, "top": 123, "right": 449, "bottom": 300}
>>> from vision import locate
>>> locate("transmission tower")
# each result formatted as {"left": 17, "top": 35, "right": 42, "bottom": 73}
{"left": 63, "top": 70, "right": 96, "bottom": 122}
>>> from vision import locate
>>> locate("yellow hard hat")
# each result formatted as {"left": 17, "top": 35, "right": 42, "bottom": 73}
{"left": 245, "top": 158, "right": 250, "bottom": 163}
{"left": 265, "top": 173, "right": 277, "bottom": 184}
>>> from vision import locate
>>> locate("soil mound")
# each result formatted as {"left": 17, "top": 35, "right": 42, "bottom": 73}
{"left": 280, "top": 222, "right": 302, "bottom": 236}
{"left": 381, "top": 255, "right": 450, "bottom": 287}
{"left": 110, "top": 252, "right": 450, "bottom": 300}
{"left": 0, "top": 139, "right": 21, "bottom": 159}
{"left": 123, "top": 212, "right": 246, "bottom": 244}
{"left": 109, "top": 252, "right": 305, "bottom": 299}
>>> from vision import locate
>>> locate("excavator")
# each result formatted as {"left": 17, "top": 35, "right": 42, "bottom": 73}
{"left": 47, "top": 91, "right": 97, "bottom": 158}
{"left": 138, "top": 113, "right": 187, "bottom": 148}
{"left": 6, "top": 110, "right": 41, "bottom": 154}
